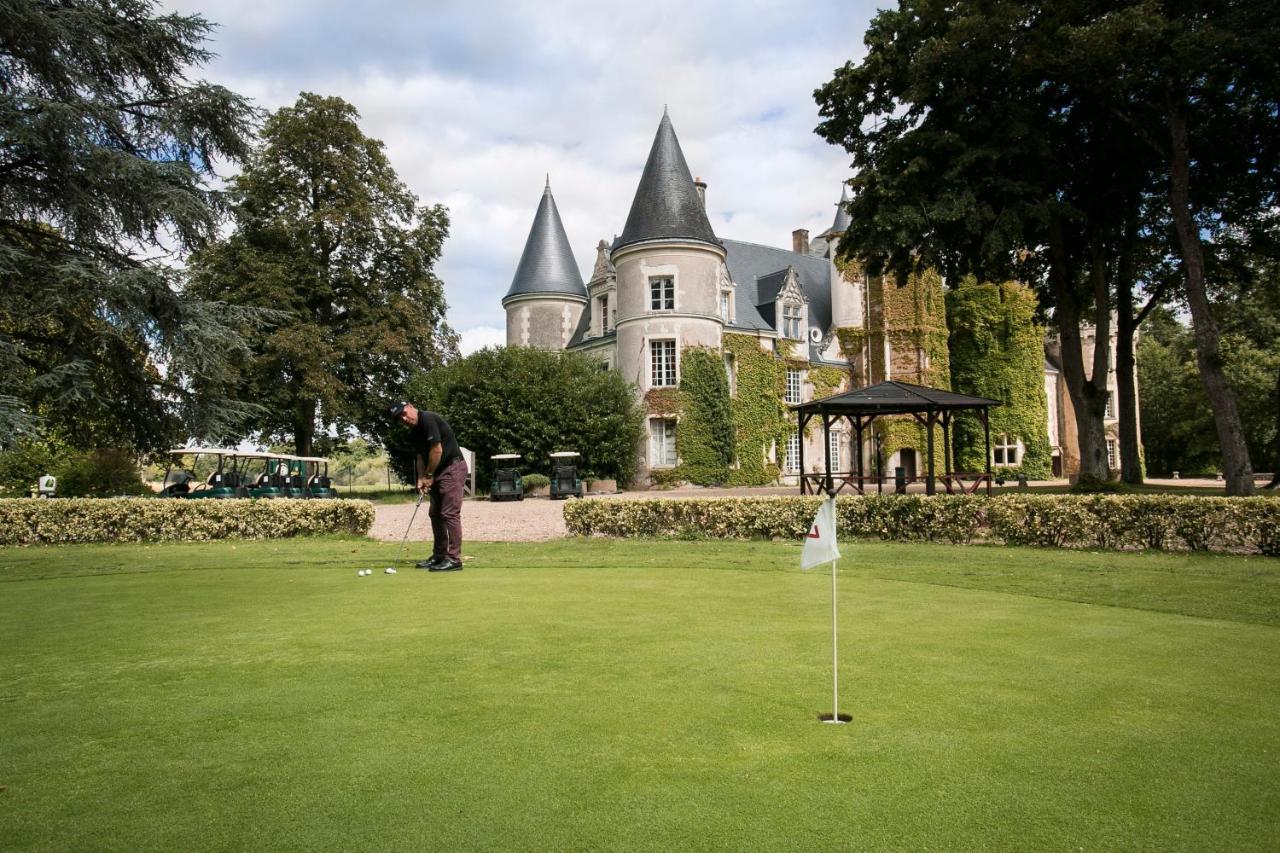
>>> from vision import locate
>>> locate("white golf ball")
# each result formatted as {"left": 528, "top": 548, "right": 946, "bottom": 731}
{"left": 385, "top": 567, "right": 397, "bottom": 574}
{"left": 358, "top": 569, "right": 368, "bottom": 577}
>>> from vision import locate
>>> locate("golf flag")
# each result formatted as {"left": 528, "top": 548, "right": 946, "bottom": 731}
{"left": 801, "top": 496, "right": 840, "bottom": 569}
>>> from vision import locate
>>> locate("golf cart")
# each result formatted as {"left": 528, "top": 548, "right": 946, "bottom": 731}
{"left": 161, "top": 448, "right": 241, "bottom": 499}
{"left": 298, "top": 456, "right": 337, "bottom": 498}
{"left": 489, "top": 453, "right": 524, "bottom": 501}
{"left": 236, "top": 451, "right": 287, "bottom": 499}
{"left": 549, "top": 451, "right": 585, "bottom": 499}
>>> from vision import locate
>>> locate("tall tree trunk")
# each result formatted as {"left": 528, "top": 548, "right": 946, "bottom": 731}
{"left": 1268, "top": 366, "right": 1280, "bottom": 490}
{"left": 1114, "top": 219, "right": 1144, "bottom": 485}
{"left": 1049, "top": 216, "right": 1110, "bottom": 483}
{"left": 294, "top": 399, "right": 315, "bottom": 457}
{"left": 1166, "top": 93, "right": 1254, "bottom": 495}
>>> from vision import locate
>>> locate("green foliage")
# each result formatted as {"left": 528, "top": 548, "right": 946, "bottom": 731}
{"left": 723, "top": 334, "right": 790, "bottom": 486}
{"left": 401, "top": 347, "right": 642, "bottom": 487}
{"left": 0, "top": 440, "right": 57, "bottom": 496}
{"left": 947, "top": 278, "right": 1051, "bottom": 478}
{"left": 809, "top": 366, "right": 846, "bottom": 402}
{"left": 675, "top": 347, "right": 734, "bottom": 485}
{"left": 0, "top": 498, "right": 374, "bottom": 544}
{"left": 0, "top": 0, "right": 261, "bottom": 448}
{"left": 55, "top": 449, "right": 151, "bottom": 498}
{"left": 521, "top": 473, "right": 550, "bottom": 490}
{"left": 188, "top": 93, "right": 457, "bottom": 455}
{"left": 563, "top": 494, "right": 1280, "bottom": 556}
{"left": 1139, "top": 308, "right": 1280, "bottom": 477}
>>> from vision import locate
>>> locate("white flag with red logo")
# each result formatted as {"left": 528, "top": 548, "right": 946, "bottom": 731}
{"left": 801, "top": 497, "right": 840, "bottom": 569}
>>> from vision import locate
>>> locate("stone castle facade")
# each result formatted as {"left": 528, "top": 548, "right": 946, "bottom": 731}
{"left": 502, "top": 112, "right": 1134, "bottom": 485}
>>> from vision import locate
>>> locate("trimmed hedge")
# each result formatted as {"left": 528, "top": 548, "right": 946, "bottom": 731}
{"left": 0, "top": 498, "right": 375, "bottom": 545}
{"left": 563, "top": 494, "right": 1280, "bottom": 556}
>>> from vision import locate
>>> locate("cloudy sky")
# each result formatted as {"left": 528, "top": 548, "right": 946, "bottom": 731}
{"left": 169, "top": 0, "right": 880, "bottom": 353}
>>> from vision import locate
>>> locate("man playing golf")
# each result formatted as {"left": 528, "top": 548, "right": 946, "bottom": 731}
{"left": 390, "top": 402, "right": 467, "bottom": 572}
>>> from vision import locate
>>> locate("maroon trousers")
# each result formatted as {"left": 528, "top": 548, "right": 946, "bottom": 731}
{"left": 428, "top": 458, "right": 467, "bottom": 561}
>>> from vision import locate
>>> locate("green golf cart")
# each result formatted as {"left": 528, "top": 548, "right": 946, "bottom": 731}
{"left": 489, "top": 453, "right": 524, "bottom": 501}
{"left": 161, "top": 448, "right": 241, "bottom": 499}
{"left": 298, "top": 456, "right": 337, "bottom": 498}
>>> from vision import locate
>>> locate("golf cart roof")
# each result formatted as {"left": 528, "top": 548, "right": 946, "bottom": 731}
{"left": 168, "top": 447, "right": 239, "bottom": 457}
{"left": 297, "top": 456, "right": 329, "bottom": 462}
{"left": 550, "top": 451, "right": 580, "bottom": 458}
{"left": 491, "top": 453, "right": 521, "bottom": 460}
{"left": 237, "top": 451, "right": 298, "bottom": 460}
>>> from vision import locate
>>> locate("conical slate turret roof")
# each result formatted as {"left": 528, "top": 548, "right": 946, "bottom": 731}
{"left": 615, "top": 111, "right": 720, "bottom": 251}
{"left": 504, "top": 179, "right": 587, "bottom": 303}
{"left": 830, "top": 184, "right": 852, "bottom": 235}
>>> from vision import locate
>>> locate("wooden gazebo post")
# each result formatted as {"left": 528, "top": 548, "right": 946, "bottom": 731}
{"left": 822, "top": 412, "right": 834, "bottom": 494}
{"left": 981, "top": 407, "right": 993, "bottom": 497}
{"left": 924, "top": 408, "right": 936, "bottom": 496}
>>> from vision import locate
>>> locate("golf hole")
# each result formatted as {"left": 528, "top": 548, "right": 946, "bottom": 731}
{"left": 817, "top": 712, "right": 852, "bottom": 724}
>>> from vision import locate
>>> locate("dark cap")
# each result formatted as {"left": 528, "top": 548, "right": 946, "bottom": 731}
{"left": 388, "top": 401, "right": 410, "bottom": 419}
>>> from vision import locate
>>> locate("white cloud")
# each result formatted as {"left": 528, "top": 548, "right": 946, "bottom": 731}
{"left": 167, "top": 0, "right": 877, "bottom": 340}
{"left": 459, "top": 326, "right": 507, "bottom": 356}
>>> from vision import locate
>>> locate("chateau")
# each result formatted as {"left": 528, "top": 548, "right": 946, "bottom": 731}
{"left": 502, "top": 112, "right": 1134, "bottom": 486}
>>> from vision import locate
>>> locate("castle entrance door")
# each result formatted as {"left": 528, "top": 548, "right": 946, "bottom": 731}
{"left": 900, "top": 448, "right": 918, "bottom": 480}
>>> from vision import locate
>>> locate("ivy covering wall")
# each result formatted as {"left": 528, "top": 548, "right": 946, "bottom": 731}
{"left": 946, "top": 278, "right": 1051, "bottom": 478}
{"left": 675, "top": 347, "right": 735, "bottom": 485}
{"left": 723, "top": 333, "right": 790, "bottom": 486}
{"left": 840, "top": 269, "right": 952, "bottom": 472}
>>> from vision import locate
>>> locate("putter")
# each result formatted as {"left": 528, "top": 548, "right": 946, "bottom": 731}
{"left": 391, "top": 490, "right": 426, "bottom": 569}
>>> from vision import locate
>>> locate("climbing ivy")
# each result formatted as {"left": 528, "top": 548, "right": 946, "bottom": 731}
{"left": 676, "top": 347, "right": 735, "bottom": 485}
{"left": 810, "top": 366, "right": 846, "bottom": 401}
{"left": 723, "top": 333, "right": 790, "bottom": 486}
{"left": 946, "top": 278, "right": 1051, "bottom": 478}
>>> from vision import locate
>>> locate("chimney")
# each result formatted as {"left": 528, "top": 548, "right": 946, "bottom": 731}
{"left": 694, "top": 176, "right": 707, "bottom": 209}
{"left": 792, "top": 228, "right": 810, "bottom": 255}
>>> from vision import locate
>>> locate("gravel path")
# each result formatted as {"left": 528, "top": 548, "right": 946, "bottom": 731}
{"left": 368, "top": 487, "right": 795, "bottom": 543}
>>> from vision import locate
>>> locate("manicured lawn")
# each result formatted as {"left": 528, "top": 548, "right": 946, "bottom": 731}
{"left": 1, "top": 538, "right": 1278, "bottom": 850}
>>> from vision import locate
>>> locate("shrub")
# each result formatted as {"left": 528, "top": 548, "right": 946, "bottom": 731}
{"left": 0, "top": 498, "right": 375, "bottom": 545}
{"left": 522, "top": 473, "right": 550, "bottom": 490}
{"left": 396, "top": 347, "right": 643, "bottom": 488}
{"left": 0, "top": 441, "right": 58, "bottom": 496}
{"left": 56, "top": 449, "right": 152, "bottom": 497}
{"left": 562, "top": 494, "right": 1280, "bottom": 555}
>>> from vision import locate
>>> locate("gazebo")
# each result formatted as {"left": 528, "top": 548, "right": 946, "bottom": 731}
{"left": 791, "top": 380, "right": 1002, "bottom": 497}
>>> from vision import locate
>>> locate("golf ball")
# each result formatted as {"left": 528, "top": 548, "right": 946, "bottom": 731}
{"left": 358, "top": 569, "right": 368, "bottom": 577}
{"left": 385, "top": 567, "right": 397, "bottom": 574}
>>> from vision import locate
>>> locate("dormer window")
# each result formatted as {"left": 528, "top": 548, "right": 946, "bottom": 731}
{"left": 650, "top": 276, "right": 674, "bottom": 311}
{"left": 599, "top": 293, "right": 610, "bottom": 333}
{"left": 720, "top": 291, "right": 731, "bottom": 323}
{"left": 782, "top": 303, "right": 802, "bottom": 339}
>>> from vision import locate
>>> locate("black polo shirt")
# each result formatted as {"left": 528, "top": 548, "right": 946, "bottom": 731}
{"left": 410, "top": 411, "right": 463, "bottom": 476}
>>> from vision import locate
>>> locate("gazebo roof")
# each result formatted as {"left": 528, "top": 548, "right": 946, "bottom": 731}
{"left": 792, "top": 380, "right": 1001, "bottom": 417}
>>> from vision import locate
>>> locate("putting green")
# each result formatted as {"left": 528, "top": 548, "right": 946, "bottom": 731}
{"left": 1, "top": 538, "right": 1277, "bottom": 850}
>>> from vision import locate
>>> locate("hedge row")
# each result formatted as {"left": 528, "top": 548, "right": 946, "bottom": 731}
{"left": 0, "top": 498, "right": 375, "bottom": 545}
{"left": 563, "top": 494, "right": 1280, "bottom": 556}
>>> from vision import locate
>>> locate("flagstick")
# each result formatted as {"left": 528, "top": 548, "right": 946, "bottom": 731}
{"left": 827, "top": 556, "right": 845, "bottom": 723}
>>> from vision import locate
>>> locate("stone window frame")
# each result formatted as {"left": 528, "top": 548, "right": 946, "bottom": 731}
{"left": 785, "top": 368, "right": 803, "bottom": 405}
{"left": 650, "top": 276, "right": 676, "bottom": 312}
{"left": 784, "top": 430, "right": 801, "bottom": 473}
{"left": 649, "top": 338, "right": 677, "bottom": 388}
{"left": 992, "top": 433, "right": 1021, "bottom": 467}
{"left": 649, "top": 416, "right": 678, "bottom": 468}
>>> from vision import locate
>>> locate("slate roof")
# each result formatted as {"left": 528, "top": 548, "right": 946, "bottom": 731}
{"left": 503, "top": 180, "right": 587, "bottom": 302}
{"left": 792, "top": 381, "right": 1001, "bottom": 415}
{"left": 723, "top": 238, "right": 832, "bottom": 339}
{"left": 614, "top": 111, "right": 720, "bottom": 251}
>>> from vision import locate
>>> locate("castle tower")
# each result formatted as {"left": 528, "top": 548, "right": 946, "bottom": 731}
{"left": 612, "top": 110, "right": 727, "bottom": 397}
{"left": 502, "top": 177, "right": 588, "bottom": 349}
